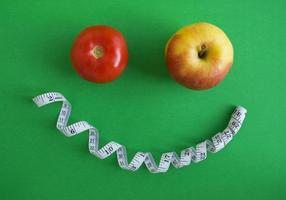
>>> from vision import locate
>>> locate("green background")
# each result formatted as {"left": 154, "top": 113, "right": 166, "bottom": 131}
{"left": 1, "top": 0, "right": 285, "bottom": 199}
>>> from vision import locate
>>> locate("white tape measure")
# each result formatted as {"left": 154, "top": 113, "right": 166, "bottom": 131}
{"left": 33, "top": 92, "right": 247, "bottom": 173}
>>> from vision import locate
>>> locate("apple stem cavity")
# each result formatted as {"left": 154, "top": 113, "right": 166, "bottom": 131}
{"left": 92, "top": 45, "right": 104, "bottom": 59}
{"left": 198, "top": 44, "right": 208, "bottom": 59}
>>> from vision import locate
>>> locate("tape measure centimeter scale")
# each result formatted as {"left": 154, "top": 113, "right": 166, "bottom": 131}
{"left": 32, "top": 92, "right": 247, "bottom": 173}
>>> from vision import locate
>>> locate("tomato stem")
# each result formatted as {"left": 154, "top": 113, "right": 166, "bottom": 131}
{"left": 92, "top": 46, "right": 104, "bottom": 59}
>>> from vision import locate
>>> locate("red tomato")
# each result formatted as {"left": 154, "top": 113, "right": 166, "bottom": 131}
{"left": 71, "top": 25, "right": 128, "bottom": 83}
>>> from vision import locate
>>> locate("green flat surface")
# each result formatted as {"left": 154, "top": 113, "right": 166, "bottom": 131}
{"left": 1, "top": 0, "right": 285, "bottom": 199}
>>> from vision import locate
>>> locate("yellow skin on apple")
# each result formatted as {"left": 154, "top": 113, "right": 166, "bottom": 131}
{"left": 165, "top": 22, "right": 233, "bottom": 90}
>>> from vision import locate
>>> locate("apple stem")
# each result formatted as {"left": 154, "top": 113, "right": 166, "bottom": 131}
{"left": 198, "top": 44, "right": 207, "bottom": 59}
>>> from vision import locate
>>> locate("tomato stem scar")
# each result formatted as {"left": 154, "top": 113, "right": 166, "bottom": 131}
{"left": 92, "top": 45, "right": 104, "bottom": 59}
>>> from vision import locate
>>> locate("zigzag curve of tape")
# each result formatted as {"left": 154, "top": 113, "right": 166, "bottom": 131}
{"left": 33, "top": 92, "right": 247, "bottom": 173}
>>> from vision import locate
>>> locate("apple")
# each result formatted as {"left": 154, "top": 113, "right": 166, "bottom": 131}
{"left": 165, "top": 22, "right": 233, "bottom": 90}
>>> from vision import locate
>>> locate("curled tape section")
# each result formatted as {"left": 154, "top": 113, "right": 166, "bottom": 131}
{"left": 33, "top": 92, "right": 247, "bottom": 173}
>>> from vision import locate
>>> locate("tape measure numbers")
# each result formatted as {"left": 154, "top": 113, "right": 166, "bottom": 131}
{"left": 33, "top": 92, "right": 247, "bottom": 173}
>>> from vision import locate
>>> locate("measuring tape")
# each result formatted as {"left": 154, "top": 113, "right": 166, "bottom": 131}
{"left": 33, "top": 92, "right": 247, "bottom": 173}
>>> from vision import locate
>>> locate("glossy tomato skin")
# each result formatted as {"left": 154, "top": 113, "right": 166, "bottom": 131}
{"left": 71, "top": 25, "right": 128, "bottom": 83}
